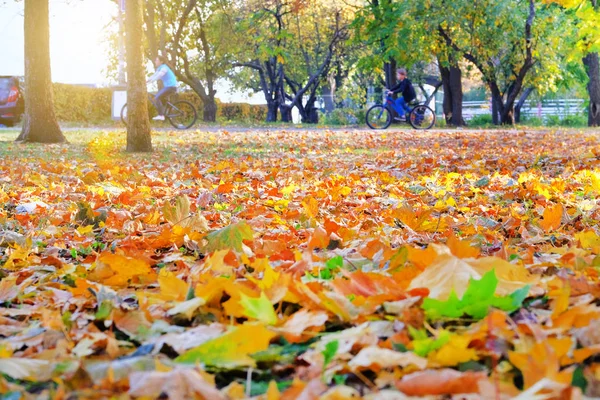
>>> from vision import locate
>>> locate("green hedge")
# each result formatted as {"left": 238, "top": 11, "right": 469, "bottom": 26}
{"left": 53, "top": 83, "right": 112, "bottom": 124}
{"left": 51, "top": 83, "right": 268, "bottom": 124}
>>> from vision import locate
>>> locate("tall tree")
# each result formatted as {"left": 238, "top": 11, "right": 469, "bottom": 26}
{"left": 437, "top": 0, "right": 567, "bottom": 125}
{"left": 143, "top": 0, "right": 234, "bottom": 122}
{"left": 232, "top": 0, "right": 352, "bottom": 123}
{"left": 546, "top": 0, "right": 600, "bottom": 126}
{"left": 352, "top": 0, "right": 464, "bottom": 125}
{"left": 16, "top": 0, "right": 66, "bottom": 143}
{"left": 283, "top": 1, "right": 350, "bottom": 122}
{"left": 126, "top": 0, "right": 153, "bottom": 152}
{"left": 232, "top": 0, "right": 290, "bottom": 122}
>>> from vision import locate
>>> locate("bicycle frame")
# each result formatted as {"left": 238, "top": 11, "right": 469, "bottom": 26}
{"left": 384, "top": 94, "right": 413, "bottom": 119}
{"left": 147, "top": 92, "right": 177, "bottom": 116}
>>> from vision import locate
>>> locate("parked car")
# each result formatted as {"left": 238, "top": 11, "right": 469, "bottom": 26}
{"left": 0, "top": 76, "right": 25, "bottom": 127}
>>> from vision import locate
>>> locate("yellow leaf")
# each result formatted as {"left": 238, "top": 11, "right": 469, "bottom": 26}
{"left": 90, "top": 253, "right": 156, "bottom": 287}
{"left": 3, "top": 239, "right": 32, "bottom": 270}
{"left": 239, "top": 291, "right": 278, "bottom": 325}
{"left": 430, "top": 335, "right": 478, "bottom": 367}
{"left": 175, "top": 323, "right": 276, "bottom": 367}
{"left": 575, "top": 230, "right": 600, "bottom": 249}
{"left": 302, "top": 195, "right": 319, "bottom": 219}
{"left": 266, "top": 380, "right": 281, "bottom": 400}
{"left": 158, "top": 270, "right": 188, "bottom": 302}
{"left": 76, "top": 225, "right": 94, "bottom": 235}
{"left": 281, "top": 184, "right": 297, "bottom": 196}
{"left": 551, "top": 283, "right": 570, "bottom": 317}
{"left": 0, "top": 343, "right": 13, "bottom": 358}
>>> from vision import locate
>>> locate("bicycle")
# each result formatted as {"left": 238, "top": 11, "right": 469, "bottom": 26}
{"left": 366, "top": 93, "right": 435, "bottom": 130}
{"left": 121, "top": 91, "right": 198, "bottom": 130}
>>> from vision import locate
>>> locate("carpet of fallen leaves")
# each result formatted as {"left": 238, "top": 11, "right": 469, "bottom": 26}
{"left": 2, "top": 128, "right": 600, "bottom": 399}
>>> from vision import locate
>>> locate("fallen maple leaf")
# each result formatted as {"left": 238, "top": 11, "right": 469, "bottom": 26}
{"left": 395, "top": 369, "right": 488, "bottom": 396}
{"left": 539, "top": 203, "right": 563, "bottom": 232}
{"left": 348, "top": 346, "right": 427, "bottom": 370}
{"left": 175, "top": 323, "right": 276, "bottom": 367}
{"left": 0, "top": 358, "right": 50, "bottom": 380}
{"left": 129, "top": 368, "right": 226, "bottom": 399}
{"left": 204, "top": 220, "right": 254, "bottom": 252}
{"left": 239, "top": 291, "right": 278, "bottom": 325}
{"left": 280, "top": 310, "right": 329, "bottom": 343}
{"left": 158, "top": 270, "right": 189, "bottom": 302}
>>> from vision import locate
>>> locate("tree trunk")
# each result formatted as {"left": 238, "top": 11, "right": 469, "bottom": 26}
{"left": 280, "top": 104, "right": 292, "bottom": 123}
{"left": 500, "top": 107, "right": 515, "bottom": 125}
{"left": 491, "top": 94, "right": 500, "bottom": 125}
{"left": 384, "top": 58, "right": 397, "bottom": 89}
{"left": 583, "top": 52, "right": 600, "bottom": 127}
{"left": 440, "top": 63, "right": 465, "bottom": 126}
{"left": 125, "top": 0, "right": 152, "bottom": 152}
{"left": 448, "top": 66, "right": 465, "bottom": 126}
{"left": 322, "top": 85, "right": 335, "bottom": 113}
{"left": 515, "top": 87, "right": 534, "bottom": 123}
{"left": 203, "top": 95, "right": 217, "bottom": 122}
{"left": 266, "top": 102, "right": 278, "bottom": 122}
{"left": 440, "top": 65, "right": 452, "bottom": 122}
{"left": 299, "top": 98, "right": 319, "bottom": 124}
{"left": 16, "top": 0, "right": 65, "bottom": 143}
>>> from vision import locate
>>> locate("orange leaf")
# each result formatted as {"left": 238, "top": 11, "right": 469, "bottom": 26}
{"left": 539, "top": 203, "right": 563, "bottom": 232}
{"left": 395, "top": 369, "right": 488, "bottom": 396}
{"left": 447, "top": 235, "right": 480, "bottom": 258}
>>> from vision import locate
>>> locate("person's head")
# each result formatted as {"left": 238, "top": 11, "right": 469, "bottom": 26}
{"left": 397, "top": 68, "right": 407, "bottom": 81}
{"left": 154, "top": 55, "right": 168, "bottom": 68}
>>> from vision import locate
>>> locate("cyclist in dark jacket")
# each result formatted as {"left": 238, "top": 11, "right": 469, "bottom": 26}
{"left": 387, "top": 68, "right": 416, "bottom": 120}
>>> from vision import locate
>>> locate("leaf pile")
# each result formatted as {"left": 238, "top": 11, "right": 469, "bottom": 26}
{"left": 1, "top": 129, "right": 600, "bottom": 399}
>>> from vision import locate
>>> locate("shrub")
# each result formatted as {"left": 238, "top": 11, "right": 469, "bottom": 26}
{"left": 218, "top": 103, "right": 267, "bottom": 122}
{"left": 560, "top": 114, "right": 587, "bottom": 127}
{"left": 468, "top": 114, "right": 494, "bottom": 127}
{"left": 53, "top": 83, "right": 112, "bottom": 124}
{"left": 520, "top": 116, "right": 544, "bottom": 126}
{"left": 320, "top": 108, "right": 362, "bottom": 126}
{"left": 50, "top": 84, "right": 267, "bottom": 124}
{"left": 545, "top": 115, "right": 561, "bottom": 126}
{"left": 435, "top": 118, "right": 447, "bottom": 128}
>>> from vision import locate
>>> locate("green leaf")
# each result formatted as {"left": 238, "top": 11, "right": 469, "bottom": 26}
{"left": 247, "top": 380, "right": 293, "bottom": 397}
{"left": 320, "top": 255, "right": 343, "bottom": 279}
{"left": 572, "top": 366, "right": 588, "bottom": 392}
{"left": 204, "top": 221, "right": 254, "bottom": 252}
{"left": 322, "top": 340, "right": 339, "bottom": 368}
{"left": 474, "top": 176, "right": 490, "bottom": 187}
{"left": 411, "top": 330, "right": 451, "bottom": 357}
{"left": 61, "top": 311, "right": 73, "bottom": 330}
{"left": 95, "top": 300, "right": 113, "bottom": 321}
{"left": 422, "top": 269, "right": 529, "bottom": 320}
{"left": 239, "top": 291, "right": 278, "bottom": 325}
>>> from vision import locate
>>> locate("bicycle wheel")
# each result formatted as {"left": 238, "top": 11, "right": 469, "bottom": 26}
{"left": 409, "top": 105, "right": 435, "bottom": 130}
{"left": 366, "top": 105, "right": 392, "bottom": 129}
{"left": 120, "top": 103, "right": 128, "bottom": 126}
{"left": 166, "top": 101, "right": 197, "bottom": 130}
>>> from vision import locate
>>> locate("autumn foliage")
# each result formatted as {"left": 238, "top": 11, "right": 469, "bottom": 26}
{"left": 1, "top": 129, "right": 600, "bottom": 398}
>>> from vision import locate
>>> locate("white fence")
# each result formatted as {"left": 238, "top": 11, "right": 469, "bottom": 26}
{"left": 441, "top": 99, "right": 586, "bottom": 121}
